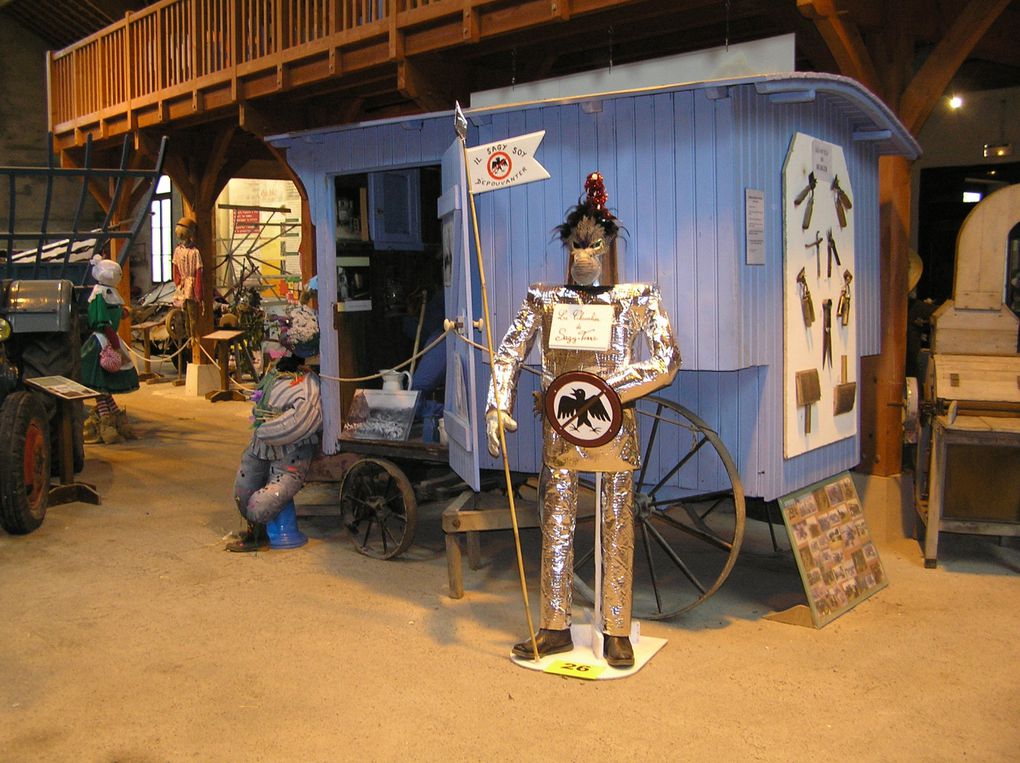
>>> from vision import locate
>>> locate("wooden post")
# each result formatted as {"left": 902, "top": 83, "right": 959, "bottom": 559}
{"left": 859, "top": 155, "right": 911, "bottom": 475}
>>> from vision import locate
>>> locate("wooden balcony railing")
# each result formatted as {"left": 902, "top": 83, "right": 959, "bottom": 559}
{"left": 48, "top": 0, "right": 628, "bottom": 149}
{"left": 46, "top": 0, "right": 461, "bottom": 146}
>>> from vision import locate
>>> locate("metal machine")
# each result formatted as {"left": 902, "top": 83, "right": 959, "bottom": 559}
{"left": 909, "top": 184, "right": 1020, "bottom": 567}
{"left": 0, "top": 134, "right": 166, "bottom": 534}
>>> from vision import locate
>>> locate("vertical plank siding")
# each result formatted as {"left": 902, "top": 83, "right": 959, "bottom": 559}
{"left": 271, "top": 76, "right": 916, "bottom": 499}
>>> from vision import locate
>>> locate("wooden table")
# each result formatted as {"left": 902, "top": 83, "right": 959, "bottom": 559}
{"left": 131, "top": 319, "right": 163, "bottom": 381}
{"left": 920, "top": 413, "right": 1020, "bottom": 567}
{"left": 202, "top": 329, "right": 247, "bottom": 402}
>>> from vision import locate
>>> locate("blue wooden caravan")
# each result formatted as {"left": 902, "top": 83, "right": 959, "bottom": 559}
{"left": 269, "top": 72, "right": 918, "bottom": 507}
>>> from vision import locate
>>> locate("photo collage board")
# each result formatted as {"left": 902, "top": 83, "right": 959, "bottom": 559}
{"left": 778, "top": 472, "right": 887, "bottom": 628}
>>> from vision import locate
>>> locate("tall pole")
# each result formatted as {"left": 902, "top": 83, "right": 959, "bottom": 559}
{"left": 455, "top": 108, "right": 540, "bottom": 662}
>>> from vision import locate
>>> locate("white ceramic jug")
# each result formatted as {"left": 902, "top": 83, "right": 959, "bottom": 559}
{"left": 380, "top": 369, "right": 412, "bottom": 391}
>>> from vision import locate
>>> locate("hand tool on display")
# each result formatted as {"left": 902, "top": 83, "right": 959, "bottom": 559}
{"left": 795, "top": 368, "right": 821, "bottom": 434}
{"left": 832, "top": 174, "right": 853, "bottom": 228}
{"left": 826, "top": 229, "right": 841, "bottom": 278}
{"left": 833, "top": 354, "right": 857, "bottom": 415}
{"left": 837, "top": 269, "right": 852, "bottom": 326}
{"left": 796, "top": 267, "right": 815, "bottom": 327}
{"left": 805, "top": 231, "right": 823, "bottom": 278}
{"left": 794, "top": 171, "right": 816, "bottom": 230}
{"left": 822, "top": 299, "right": 833, "bottom": 368}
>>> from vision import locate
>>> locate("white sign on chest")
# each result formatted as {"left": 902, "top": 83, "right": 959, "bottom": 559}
{"left": 549, "top": 303, "right": 614, "bottom": 351}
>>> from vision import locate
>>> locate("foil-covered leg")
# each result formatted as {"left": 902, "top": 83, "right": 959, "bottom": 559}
{"left": 539, "top": 465, "right": 577, "bottom": 631}
{"left": 601, "top": 470, "right": 635, "bottom": 636}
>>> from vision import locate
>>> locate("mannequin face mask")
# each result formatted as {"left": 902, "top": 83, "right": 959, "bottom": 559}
{"left": 568, "top": 216, "right": 609, "bottom": 286}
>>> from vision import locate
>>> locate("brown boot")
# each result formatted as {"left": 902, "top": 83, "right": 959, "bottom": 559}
{"left": 83, "top": 408, "right": 101, "bottom": 444}
{"left": 115, "top": 409, "right": 136, "bottom": 439}
{"left": 512, "top": 628, "right": 573, "bottom": 659}
{"left": 603, "top": 635, "right": 634, "bottom": 669}
{"left": 98, "top": 414, "right": 121, "bottom": 444}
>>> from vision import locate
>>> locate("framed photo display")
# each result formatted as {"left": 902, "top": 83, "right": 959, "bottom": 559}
{"left": 777, "top": 472, "right": 887, "bottom": 628}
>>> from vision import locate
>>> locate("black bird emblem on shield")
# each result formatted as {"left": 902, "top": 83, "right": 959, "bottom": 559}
{"left": 556, "top": 387, "right": 610, "bottom": 432}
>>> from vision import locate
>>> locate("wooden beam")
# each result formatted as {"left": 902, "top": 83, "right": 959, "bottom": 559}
{"left": 898, "top": 0, "right": 1013, "bottom": 135}
{"left": 859, "top": 155, "right": 912, "bottom": 476}
{"left": 397, "top": 58, "right": 458, "bottom": 113}
{"left": 196, "top": 124, "right": 237, "bottom": 211}
{"left": 264, "top": 141, "right": 316, "bottom": 285}
{"left": 797, "top": 0, "right": 880, "bottom": 93}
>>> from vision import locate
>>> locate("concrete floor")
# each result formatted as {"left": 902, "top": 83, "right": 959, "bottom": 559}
{"left": 1, "top": 381, "right": 1018, "bottom": 761}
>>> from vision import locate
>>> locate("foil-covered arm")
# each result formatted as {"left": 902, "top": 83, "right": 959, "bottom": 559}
{"left": 606, "top": 286, "right": 681, "bottom": 404}
{"left": 486, "top": 286, "right": 543, "bottom": 416}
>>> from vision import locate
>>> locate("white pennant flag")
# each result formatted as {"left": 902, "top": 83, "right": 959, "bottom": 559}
{"left": 465, "top": 131, "right": 550, "bottom": 194}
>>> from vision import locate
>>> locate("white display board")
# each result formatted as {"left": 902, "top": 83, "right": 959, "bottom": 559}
{"left": 782, "top": 133, "right": 858, "bottom": 458}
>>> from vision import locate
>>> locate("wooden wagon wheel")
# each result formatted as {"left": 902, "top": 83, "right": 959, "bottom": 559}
{"left": 339, "top": 457, "right": 417, "bottom": 559}
{"left": 572, "top": 395, "right": 746, "bottom": 620}
{"left": 165, "top": 307, "right": 189, "bottom": 344}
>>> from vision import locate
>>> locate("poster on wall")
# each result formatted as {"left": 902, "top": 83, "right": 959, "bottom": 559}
{"left": 782, "top": 132, "right": 858, "bottom": 458}
{"left": 774, "top": 472, "right": 888, "bottom": 628}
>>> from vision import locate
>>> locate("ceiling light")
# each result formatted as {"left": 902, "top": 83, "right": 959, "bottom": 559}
{"left": 948, "top": 95, "right": 963, "bottom": 110}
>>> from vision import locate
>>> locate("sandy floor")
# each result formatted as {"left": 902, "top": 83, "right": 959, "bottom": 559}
{"left": 1, "top": 381, "right": 1018, "bottom": 761}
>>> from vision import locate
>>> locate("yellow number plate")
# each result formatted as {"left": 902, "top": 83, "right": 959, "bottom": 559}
{"left": 544, "top": 659, "right": 605, "bottom": 680}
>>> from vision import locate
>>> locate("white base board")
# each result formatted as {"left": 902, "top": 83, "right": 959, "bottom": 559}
{"left": 510, "top": 622, "right": 667, "bottom": 681}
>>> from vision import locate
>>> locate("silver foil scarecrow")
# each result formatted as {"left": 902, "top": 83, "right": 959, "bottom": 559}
{"left": 486, "top": 172, "right": 680, "bottom": 668}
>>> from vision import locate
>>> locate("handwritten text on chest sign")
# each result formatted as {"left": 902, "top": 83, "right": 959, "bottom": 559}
{"left": 549, "top": 304, "right": 613, "bottom": 351}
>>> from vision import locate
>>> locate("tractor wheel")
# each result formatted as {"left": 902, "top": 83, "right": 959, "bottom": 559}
{"left": 20, "top": 320, "right": 85, "bottom": 475}
{"left": 0, "top": 391, "right": 51, "bottom": 534}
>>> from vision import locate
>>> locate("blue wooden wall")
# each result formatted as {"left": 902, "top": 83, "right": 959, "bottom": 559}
{"left": 270, "top": 74, "right": 917, "bottom": 501}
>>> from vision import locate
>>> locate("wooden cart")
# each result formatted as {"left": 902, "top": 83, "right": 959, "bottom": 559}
{"left": 334, "top": 394, "right": 746, "bottom": 621}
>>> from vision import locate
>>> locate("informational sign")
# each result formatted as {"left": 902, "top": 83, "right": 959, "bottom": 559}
{"left": 24, "top": 376, "right": 101, "bottom": 401}
{"left": 233, "top": 208, "right": 261, "bottom": 235}
{"left": 548, "top": 303, "right": 613, "bottom": 351}
{"left": 745, "top": 188, "right": 765, "bottom": 266}
{"left": 544, "top": 371, "right": 622, "bottom": 448}
{"left": 464, "top": 131, "right": 550, "bottom": 193}
{"left": 776, "top": 472, "right": 887, "bottom": 628}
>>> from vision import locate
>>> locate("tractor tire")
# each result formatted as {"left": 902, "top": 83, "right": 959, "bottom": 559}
{"left": 0, "top": 391, "right": 51, "bottom": 534}
{"left": 20, "top": 318, "right": 85, "bottom": 475}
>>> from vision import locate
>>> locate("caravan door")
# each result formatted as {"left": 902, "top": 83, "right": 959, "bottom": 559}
{"left": 438, "top": 139, "right": 482, "bottom": 491}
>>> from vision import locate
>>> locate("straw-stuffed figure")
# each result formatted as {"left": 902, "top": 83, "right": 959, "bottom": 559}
{"left": 226, "top": 343, "right": 323, "bottom": 552}
{"left": 81, "top": 255, "right": 139, "bottom": 444}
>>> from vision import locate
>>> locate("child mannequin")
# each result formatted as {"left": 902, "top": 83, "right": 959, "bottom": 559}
{"left": 81, "top": 255, "right": 139, "bottom": 444}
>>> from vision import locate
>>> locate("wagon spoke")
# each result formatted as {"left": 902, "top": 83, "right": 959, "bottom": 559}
{"left": 639, "top": 522, "right": 663, "bottom": 614}
{"left": 644, "top": 518, "right": 707, "bottom": 595}
{"left": 648, "top": 435, "right": 709, "bottom": 499}
{"left": 653, "top": 510, "right": 733, "bottom": 553}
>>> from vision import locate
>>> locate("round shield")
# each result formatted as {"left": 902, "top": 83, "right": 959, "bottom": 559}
{"left": 544, "top": 371, "right": 623, "bottom": 448}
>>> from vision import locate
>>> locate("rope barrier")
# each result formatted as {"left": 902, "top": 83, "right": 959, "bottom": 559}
{"left": 125, "top": 338, "right": 190, "bottom": 362}
{"left": 451, "top": 332, "right": 540, "bottom": 377}
{"left": 318, "top": 327, "right": 454, "bottom": 383}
